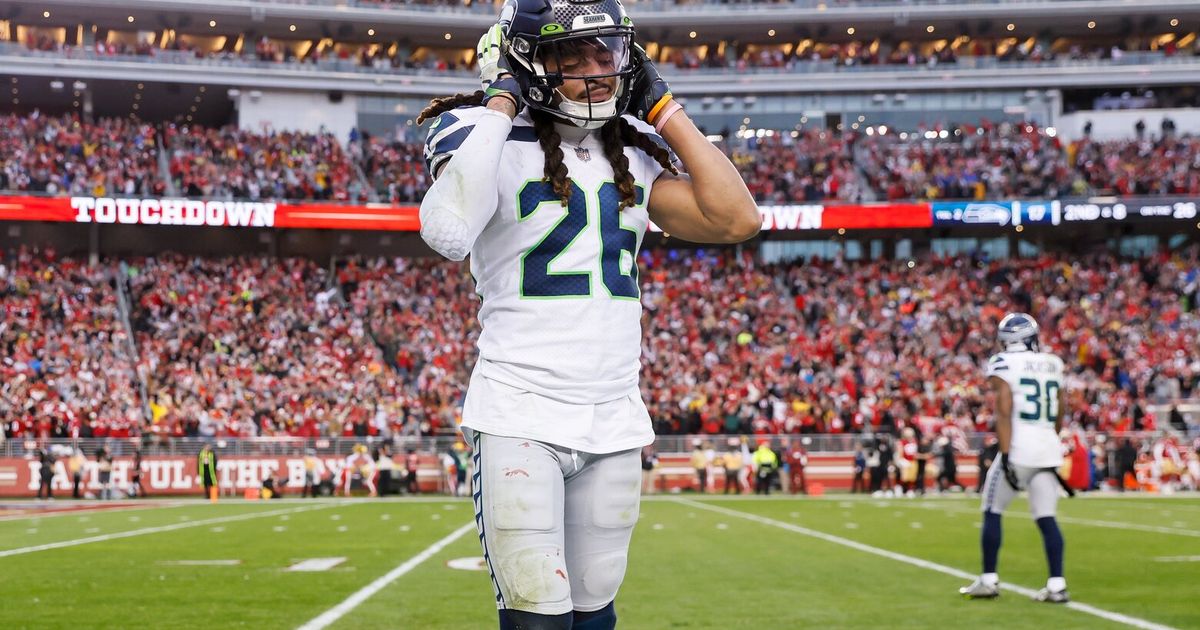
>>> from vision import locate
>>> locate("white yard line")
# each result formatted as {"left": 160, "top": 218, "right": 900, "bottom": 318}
{"left": 678, "top": 498, "right": 1177, "bottom": 630}
{"left": 0, "top": 503, "right": 336, "bottom": 558}
{"left": 908, "top": 503, "right": 1200, "bottom": 538}
{"left": 297, "top": 521, "right": 476, "bottom": 630}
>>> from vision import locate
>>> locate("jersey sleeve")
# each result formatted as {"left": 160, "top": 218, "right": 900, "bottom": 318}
{"left": 985, "top": 353, "right": 1011, "bottom": 380}
{"left": 424, "top": 106, "right": 489, "bottom": 178}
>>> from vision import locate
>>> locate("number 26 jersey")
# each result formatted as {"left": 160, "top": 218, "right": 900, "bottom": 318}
{"left": 986, "top": 350, "right": 1066, "bottom": 468}
{"left": 425, "top": 106, "right": 669, "bottom": 405}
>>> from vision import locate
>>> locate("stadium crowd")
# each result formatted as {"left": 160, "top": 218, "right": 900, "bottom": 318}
{"left": 3, "top": 244, "right": 1197, "bottom": 445}
{"left": 0, "top": 246, "right": 144, "bottom": 440}
{"left": 164, "top": 123, "right": 364, "bottom": 202}
{"left": 17, "top": 25, "right": 1199, "bottom": 77}
{"left": 0, "top": 112, "right": 163, "bottom": 197}
{"left": 7, "top": 111, "right": 1198, "bottom": 204}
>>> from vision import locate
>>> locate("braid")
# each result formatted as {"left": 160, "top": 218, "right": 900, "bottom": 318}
{"left": 617, "top": 117, "right": 679, "bottom": 177}
{"left": 600, "top": 119, "right": 637, "bottom": 210}
{"left": 416, "top": 91, "right": 485, "bottom": 125}
{"left": 531, "top": 110, "right": 572, "bottom": 206}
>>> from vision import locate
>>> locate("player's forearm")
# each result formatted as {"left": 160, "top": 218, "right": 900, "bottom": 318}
{"left": 995, "top": 404, "right": 1013, "bottom": 454}
{"left": 659, "top": 112, "right": 760, "bottom": 241}
{"left": 419, "top": 108, "right": 513, "bottom": 261}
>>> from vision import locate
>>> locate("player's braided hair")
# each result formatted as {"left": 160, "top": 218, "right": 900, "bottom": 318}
{"left": 530, "top": 109, "right": 574, "bottom": 205}
{"left": 418, "top": 93, "right": 680, "bottom": 210}
{"left": 603, "top": 116, "right": 679, "bottom": 209}
{"left": 416, "top": 91, "right": 485, "bottom": 125}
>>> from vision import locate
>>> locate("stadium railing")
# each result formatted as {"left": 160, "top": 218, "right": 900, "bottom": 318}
{"left": 4, "top": 429, "right": 1191, "bottom": 460}
{"left": 2, "top": 41, "right": 1185, "bottom": 80}
{"left": 232, "top": 0, "right": 1149, "bottom": 11}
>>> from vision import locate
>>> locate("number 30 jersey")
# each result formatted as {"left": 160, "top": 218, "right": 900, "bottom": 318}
{"left": 425, "top": 106, "right": 669, "bottom": 405}
{"left": 986, "top": 350, "right": 1066, "bottom": 468}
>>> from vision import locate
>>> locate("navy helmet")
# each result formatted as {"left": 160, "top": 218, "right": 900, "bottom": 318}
{"left": 997, "top": 312, "right": 1040, "bottom": 352}
{"left": 498, "top": 0, "right": 637, "bottom": 128}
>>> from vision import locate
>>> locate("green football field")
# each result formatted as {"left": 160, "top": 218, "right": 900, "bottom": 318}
{"left": 1, "top": 494, "right": 1197, "bottom": 629}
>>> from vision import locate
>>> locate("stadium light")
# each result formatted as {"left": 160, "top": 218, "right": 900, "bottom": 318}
{"left": 210, "top": 20, "right": 217, "bottom": 28}
{"left": 444, "top": 33, "right": 452, "bottom": 40}
{"left": 689, "top": 31, "right": 697, "bottom": 39}
{"left": 1170, "top": 18, "right": 1179, "bottom": 27}
{"left": 49, "top": 80, "right": 64, "bottom": 91}
{"left": 1087, "top": 21, "right": 1096, "bottom": 29}
{"left": 42, "top": 10, "right": 50, "bottom": 18}
{"left": 1006, "top": 23, "right": 1016, "bottom": 32}
{"left": 927, "top": 25, "right": 935, "bottom": 33}
{"left": 768, "top": 29, "right": 776, "bottom": 37}
{"left": 847, "top": 27, "right": 856, "bottom": 35}
{"left": 290, "top": 24, "right": 297, "bottom": 32}
{"left": 73, "top": 81, "right": 87, "bottom": 91}
{"left": 127, "top": 15, "right": 135, "bottom": 23}
{"left": 368, "top": 28, "right": 376, "bottom": 36}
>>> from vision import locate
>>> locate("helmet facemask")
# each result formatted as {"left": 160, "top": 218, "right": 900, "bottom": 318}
{"left": 506, "top": 27, "right": 635, "bottom": 129}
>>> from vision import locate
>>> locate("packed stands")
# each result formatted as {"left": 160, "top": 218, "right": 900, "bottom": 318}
{"left": 0, "top": 247, "right": 144, "bottom": 440}
{"left": 0, "top": 112, "right": 163, "bottom": 197}
{"left": 12, "top": 22, "right": 1198, "bottom": 77}
{"left": 2, "top": 111, "right": 1199, "bottom": 204}
{"left": 4, "top": 244, "right": 1197, "bottom": 441}
{"left": 719, "top": 130, "right": 862, "bottom": 202}
{"left": 164, "top": 123, "right": 364, "bottom": 202}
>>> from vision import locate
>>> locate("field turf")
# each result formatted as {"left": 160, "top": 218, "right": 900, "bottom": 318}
{"left": 1, "top": 494, "right": 1197, "bottom": 629}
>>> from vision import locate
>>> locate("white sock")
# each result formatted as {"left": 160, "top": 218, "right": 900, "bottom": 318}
{"left": 982, "top": 573, "right": 999, "bottom": 586}
{"left": 1047, "top": 577, "right": 1067, "bottom": 592}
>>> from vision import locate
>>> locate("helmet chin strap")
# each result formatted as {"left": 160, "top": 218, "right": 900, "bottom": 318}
{"left": 553, "top": 88, "right": 618, "bottom": 129}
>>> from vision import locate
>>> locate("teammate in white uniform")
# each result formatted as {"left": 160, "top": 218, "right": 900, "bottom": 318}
{"left": 961, "top": 313, "right": 1071, "bottom": 603}
{"left": 416, "top": 1, "right": 759, "bottom": 628}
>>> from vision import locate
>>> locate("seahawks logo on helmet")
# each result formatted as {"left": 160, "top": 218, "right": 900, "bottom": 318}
{"left": 997, "top": 312, "right": 1040, "bottom": 352}
{"left": 498, "top": 0, "right": 636, "bottom": 129}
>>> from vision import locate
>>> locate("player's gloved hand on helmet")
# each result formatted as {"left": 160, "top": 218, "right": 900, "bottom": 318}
{"left": 477, "top": 24, "right": 523, "bottom": 115}
{"left": 626, "top": 43, "right": 674, "bottom": 125}
{"left": 1000, "top": 453, "right": 1020, "bottom": 490}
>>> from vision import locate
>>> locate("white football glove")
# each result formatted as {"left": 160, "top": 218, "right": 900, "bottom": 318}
{"left": 476, "top": 24, "right": 522, "bottom": 113}
{"left": 476, "top": 24, "right": 508, "bottom": 90}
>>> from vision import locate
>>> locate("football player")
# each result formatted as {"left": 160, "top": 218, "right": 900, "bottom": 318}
{"left": 342, "top": 444, "right": 376, "bottom": 497}
{"left": 416, "top": 0, "right": 759, "bottom": 627}
{"left": 960, "top": 313, "right": 1070, "bottom": 603}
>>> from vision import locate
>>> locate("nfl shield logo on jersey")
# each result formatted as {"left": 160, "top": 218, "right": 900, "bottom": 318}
{"left": 575, "top": 147, "right": 592, "bottom": 162}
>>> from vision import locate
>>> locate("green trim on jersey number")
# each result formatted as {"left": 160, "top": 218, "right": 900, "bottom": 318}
{"left": 516, "top": 177, "right": 646, "bottom": 300}
{"left": 517, "top": 178, "right": 593, "bottom": 299}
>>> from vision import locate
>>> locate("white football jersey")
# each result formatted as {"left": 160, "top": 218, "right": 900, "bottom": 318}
{"left": 986, "top": 350, "right": 1065, "bottom": 468}
{"left": 426, "top": 106, "right": 668, "bottom": 449}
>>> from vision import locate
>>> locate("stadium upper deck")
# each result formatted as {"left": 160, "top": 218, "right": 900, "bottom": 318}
{"left": 2, "top": 0, "right": 1199, "bottom": 131}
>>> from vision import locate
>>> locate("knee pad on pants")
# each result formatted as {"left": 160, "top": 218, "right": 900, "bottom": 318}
{"left": 570, "top": 550, "right": 629, "bottom": 611}
{"left": 498, "top": 545, "right": 572, "bottom": 611}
